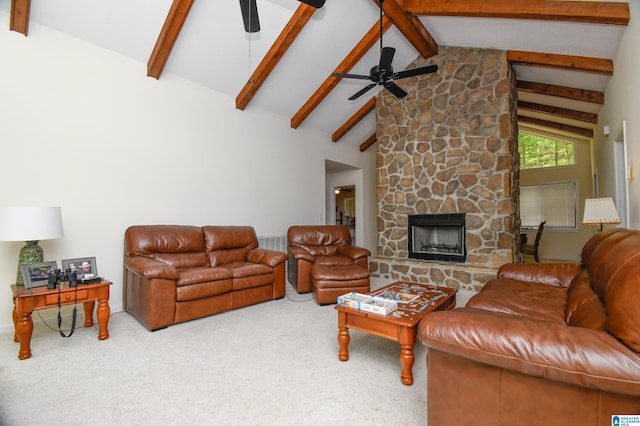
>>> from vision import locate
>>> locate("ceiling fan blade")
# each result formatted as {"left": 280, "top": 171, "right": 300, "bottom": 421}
{"left": 239, "top": 0, "right": 260, "bottom": 33}
{"left": 332, "top": 72, "right": 371, "bottom": 81}
{"left": 394, "top": 64, "right": 438, "bottom": 80}
{"left": 379, "top": 47, "right": 395, "bottom": 71}
{"left": 348, "top": 83, "right": 377, "bottom": 101}
{"left": 383, "top": 82, "right": 407, "bottom": 98}
{"left": 299, "top": 0, "right": 326, "bottom": 7}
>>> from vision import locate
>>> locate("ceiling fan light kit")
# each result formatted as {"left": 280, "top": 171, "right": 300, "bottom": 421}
{"left": 332, "top": 0, "right": 438, "bottom": 100}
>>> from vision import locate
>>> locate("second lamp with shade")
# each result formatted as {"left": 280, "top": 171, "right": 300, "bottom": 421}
{"left": 0, "top": 206, "right": 64, "bottom": 285}
{"left": 582, "top": 197, "right": 621, "bottom": 231}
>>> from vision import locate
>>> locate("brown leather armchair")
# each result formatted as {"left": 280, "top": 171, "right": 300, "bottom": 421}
{"left": 287, "top": 225, "right": 370, "bottom": 294}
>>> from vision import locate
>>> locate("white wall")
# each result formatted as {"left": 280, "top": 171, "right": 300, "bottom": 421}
{"left": 593, "top": 0, "right": 640, "bottom": 229}
{"left": 0, "top": 16, "right": 377, "bottom": 332}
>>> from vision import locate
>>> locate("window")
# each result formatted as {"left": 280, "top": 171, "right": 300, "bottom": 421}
{"left": 519, "top": 132, "right": 575, "bottom": 169}
{"left": 520, "top": 182, "right": 577, "bottom": 229}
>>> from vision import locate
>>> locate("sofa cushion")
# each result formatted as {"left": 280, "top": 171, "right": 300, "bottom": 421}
{"left": 204, "top": 226, "right": 258, "bottom": 266}
{"left": 176, "top": 279, "right": 233, "bottom": 302}
{"left": 175, "top": 267, "right": 234, "bottom": 301}
{"left": 466, "top": 279, "right": 567, "bottom": 324}
{"left": 125, "top": 225, "right": 208, "bottom": 269}
{"left": 177, "top": 267, "right": 233, "bottom": 286}
{"left": 224, "top": 262, "right": 274, "bottom": 290}
{"left": 566, "top": 270, "right": 606, "bottom": 330}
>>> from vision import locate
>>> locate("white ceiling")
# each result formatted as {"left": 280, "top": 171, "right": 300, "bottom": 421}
{"left": 0, "top": 0, "right": 628, "bottom": 146}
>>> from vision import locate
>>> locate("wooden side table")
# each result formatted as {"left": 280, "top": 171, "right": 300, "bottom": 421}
{"left": 11, "top": 280, "right": 112, "bottom": 360}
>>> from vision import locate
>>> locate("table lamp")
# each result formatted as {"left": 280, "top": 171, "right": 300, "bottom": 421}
{"left": 0, "top": 206, "right": 64, "bottom": 285}
{"left": 582, "top": 197, "right": 620, "bottom": 231}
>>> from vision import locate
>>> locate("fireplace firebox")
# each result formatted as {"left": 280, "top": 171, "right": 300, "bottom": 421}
{"left": 408, "top": 214, "right": 466, "bottom": 263}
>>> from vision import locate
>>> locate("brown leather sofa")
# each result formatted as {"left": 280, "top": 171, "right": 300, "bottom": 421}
{"left": 287, "top": 225, "right": 371, "bottom": 296}
{"left": 419, "top": 228, "right": 640, "bottom": 425}
{"left": 124, "top": 225, "right": 287, "bottom": 331}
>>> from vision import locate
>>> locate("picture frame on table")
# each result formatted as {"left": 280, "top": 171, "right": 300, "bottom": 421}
{"left": 62, "top": 256, "right": 98, "bottom": 279}
{"left": 21, "top": 261, "right": 58, "bottom": 289}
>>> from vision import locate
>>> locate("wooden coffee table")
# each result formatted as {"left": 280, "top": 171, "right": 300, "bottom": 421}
{"left": 335, "top": 281, "right": 457, "bottom": 385}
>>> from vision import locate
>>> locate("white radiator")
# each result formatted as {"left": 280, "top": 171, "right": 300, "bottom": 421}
{"left": 257, "top": 234, "right": 287, "bottom": 252}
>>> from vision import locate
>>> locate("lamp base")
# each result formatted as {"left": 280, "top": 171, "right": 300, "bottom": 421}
{"left": 16, "top": 241, "right": 44, "bottom": 286}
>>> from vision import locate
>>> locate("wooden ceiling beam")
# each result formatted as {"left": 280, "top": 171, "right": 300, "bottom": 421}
{"left": 236, "top": 4, "right": 316, "bottom": 111}
{"left": 291, "top": 17, "right": 391, "bottom": 129}
{"left": 147, "top": 0, "right": 194, "bottom": 79}
{"left": 360, "top": 134, "right": 377, "bottom": 152}
{"left": 332, "top": 97, "right": 377, "bottom": 142}
{"left": 508, "top": 50, "right": 613, "bottom": 75}
{"left": 517, "top": 100, "right": 597, "bottom": 124}
{"left": 517, "top": 80, "right": 604, "bottom": 104}
{"left": 405, "top": 0, "right": 630, "bottom": 25}
{"left": 377, "top": 0, "right": 438, "bottom": 59}
{"left": 518, "top": 115, "right": 593, "bottom": 138}
{"left": 10, "top": 0, "right": 31, "bottom": 35}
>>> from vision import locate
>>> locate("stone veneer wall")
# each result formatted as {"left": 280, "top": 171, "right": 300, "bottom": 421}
{"left": 370, "top": 46, "right": 520, "bottom": 293}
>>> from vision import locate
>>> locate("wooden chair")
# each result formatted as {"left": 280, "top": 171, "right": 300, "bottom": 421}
{"left": 521, "top": 220, "right": 546, "bottom": 262}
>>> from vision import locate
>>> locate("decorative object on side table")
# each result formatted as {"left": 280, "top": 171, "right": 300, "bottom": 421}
{"left": 20, "top": 261, "right": 58, "bottom": 289}
{"left": 62, "top": 256, "right": 101, "bottom": 282}
{"left": 0, "top": 206, "right": 64, "bottom": 285}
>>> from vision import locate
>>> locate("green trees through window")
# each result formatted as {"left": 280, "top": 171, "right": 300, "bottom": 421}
{"left": 519, "top": 132, "right": 575, "bottom": 169}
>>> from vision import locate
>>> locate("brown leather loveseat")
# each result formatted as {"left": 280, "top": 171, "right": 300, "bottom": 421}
{"left": 419, "top": 228, "right": 640, "bottom": 425}
{"left": 287, "top": 225, "right": 370, "bottom": 301}
{"left": 124, "top": 225, "right": 287, "bottom": 331}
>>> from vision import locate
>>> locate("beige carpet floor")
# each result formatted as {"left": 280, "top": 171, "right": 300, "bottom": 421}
{"left": 0, "top": 279, "right": 456, "bottom": 425}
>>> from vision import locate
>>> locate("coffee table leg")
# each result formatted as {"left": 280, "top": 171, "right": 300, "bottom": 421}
{"left": 337, "top": 311, "right": 350, "bottom": 361}
{"left": 400, "top": 344, "right": 415, "bottom": 385}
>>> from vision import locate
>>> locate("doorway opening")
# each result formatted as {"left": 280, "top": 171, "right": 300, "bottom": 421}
{"left": 613, "top": 120, "right": 630, "bottom": 227}
{"left": 334, "top": 185, "right": 356, "bottom": 244}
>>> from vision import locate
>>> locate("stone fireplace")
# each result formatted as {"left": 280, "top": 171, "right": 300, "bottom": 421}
{"left": 370, "top": 46, "right": 520, "bottom": 292}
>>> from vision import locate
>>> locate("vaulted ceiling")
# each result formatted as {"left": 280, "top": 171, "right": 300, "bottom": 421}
{"left": 5, "top": 0, "right": 630, "bottom": 151}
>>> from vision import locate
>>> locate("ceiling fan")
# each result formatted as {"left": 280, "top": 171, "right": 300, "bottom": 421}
{"left": 332, "top": 0, "right": 438, "bottom": 100}
{"left": 239, "top": 0, "right": 326, "bottom": 33}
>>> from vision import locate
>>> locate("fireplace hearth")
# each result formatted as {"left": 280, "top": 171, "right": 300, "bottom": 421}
{"left": 408, "top": 214, "right": 466, "bottom": 263}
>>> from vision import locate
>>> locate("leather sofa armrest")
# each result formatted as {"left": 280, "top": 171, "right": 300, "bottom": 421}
{"left": 338, "top": 245, "right": 371, "bottom": 261}
{"left": 287, "top": 246, "right": 314, "bottom": 262}
{"left": 247, "top": 248, "right": 287, "bottom": 267}
{"left": 418, "top": 308, "right": 640, "bottom": 396}
{"left": 497, "top": 262, "right": 581, "bottom": 288}
{"left": 125, "top": 256, "right": 179, "bottom": 280}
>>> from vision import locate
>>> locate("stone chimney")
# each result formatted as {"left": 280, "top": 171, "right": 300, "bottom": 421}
{"left": 370, "top": 46, "right": 520, "bottom": 292}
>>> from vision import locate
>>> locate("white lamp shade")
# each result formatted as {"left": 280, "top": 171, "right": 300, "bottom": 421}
{"left": 0, "top": 206, "right": 64, "bottom": 241}
{"left": 582, "top": 198, "right": 621, "bottom": 226}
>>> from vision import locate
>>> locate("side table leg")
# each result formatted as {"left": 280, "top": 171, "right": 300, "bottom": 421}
{"left": 399, "top": 344, "right": 415, "bottom": 386}
{"left": 16, "top": 312, "right": 33, "bottom": 360}
{"left": 97, "top": 298, "right": 110, "bottom": 340}
{"left": 83, "top": 301, "right": 95, "bottom": 327}
{"left": 13, "top": 307, "right": 18, "bottom": 343}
